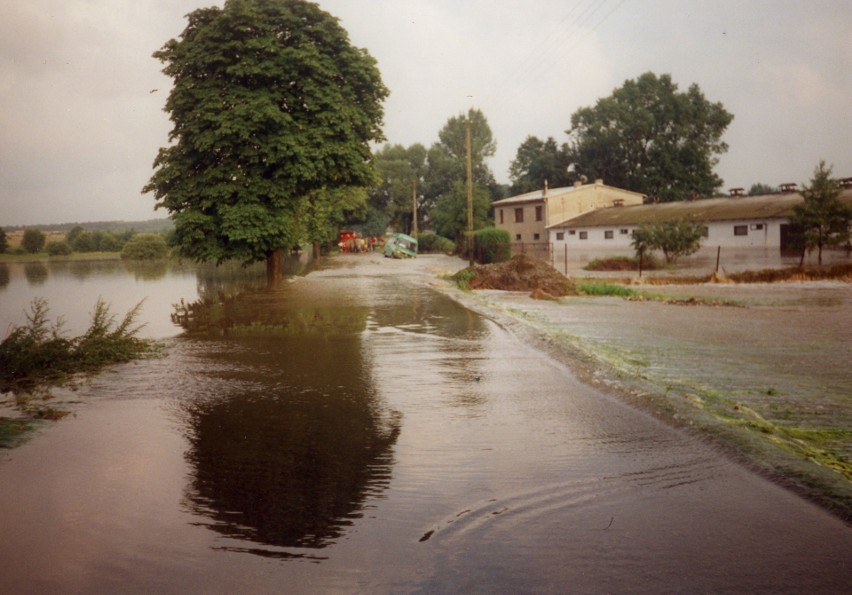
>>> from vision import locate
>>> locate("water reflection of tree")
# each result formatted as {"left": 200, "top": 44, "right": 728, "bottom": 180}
{"left": 122, "top": 259, "right": 169, "bottom": 280}
{"left": 0, "top": 264, "right": 9, "bottom": 289}
{"left": 182, "top": 375, "right": 400, "bottom": 555}
{"left": 23, "top": 262, "right": 48, "bottom": 285}
{"left": 177, "top": 290, "right": 400, "bottom": 556}
{"left": 193, "top": 253, "right": 310, "bottom": 302}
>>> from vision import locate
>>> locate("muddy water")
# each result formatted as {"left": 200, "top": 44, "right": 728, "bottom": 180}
{"left": 1, "top": 256, "right": 850, "bottom": 593}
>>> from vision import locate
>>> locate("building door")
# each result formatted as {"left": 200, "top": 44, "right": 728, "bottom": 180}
{"left": 779, "top": 223, "right": 799, "bottom": 254}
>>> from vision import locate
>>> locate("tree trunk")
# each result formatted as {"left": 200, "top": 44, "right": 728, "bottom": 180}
{"left": 266, "top": 248, "right": 284, "bottom": 288}
{"left": 312, "top": 241, "right": 321, "bottom": 262}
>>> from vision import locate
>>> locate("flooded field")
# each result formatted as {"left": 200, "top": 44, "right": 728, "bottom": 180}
{"left": 1, "top": 255, "right": 850, "bottom": 593}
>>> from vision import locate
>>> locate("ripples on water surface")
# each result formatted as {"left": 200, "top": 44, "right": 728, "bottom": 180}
{"left": 1, "top": 258, "right": 850, "bottom": 593}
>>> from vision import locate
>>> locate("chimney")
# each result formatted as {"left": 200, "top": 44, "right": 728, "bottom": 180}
{"left": 573, "top": 180, "right": 583, "bottom": 188}
{"left": 543, "top": 179, "right": 548, "bottom": 199}
{"left": 594, "top": 178, "right": 603, "bottom": 186}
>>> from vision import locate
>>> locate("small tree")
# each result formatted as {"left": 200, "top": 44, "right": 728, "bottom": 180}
{"left": 633, "top": 219, "right": 704, "bottom": 264}
{"left": 789, "top": 161, "right": 851, "bottom": 265}
{"left": 22, "top": 229, "right": 46, "bottom": 254}
{"left": 0, "top": 227, "right": 7, "bottom": 253}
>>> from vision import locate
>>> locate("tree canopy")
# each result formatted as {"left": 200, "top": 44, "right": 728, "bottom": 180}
{"left": 789, "top": 161, "right": 851, "bottom": 265}
{"left": 423, "top": 109, "right": 497, "bottom": 212}
{"left": 22, "top": 229, "right": 46, "bottom": 254}
{"left": 143, "top": 0, "right": 387, "bottom": 282}
{"left": 508, "top": 136, "right": 573, "bottom": 195}
{"left": 418, "top": 109, "right": 499, "bottom": 240}
{"left": 566, "top": 72, "right": 733, "bottom": 202}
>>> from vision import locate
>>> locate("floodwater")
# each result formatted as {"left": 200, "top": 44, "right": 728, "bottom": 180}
{"left": 1, "top": 256, "right": 851, "bottom": 593}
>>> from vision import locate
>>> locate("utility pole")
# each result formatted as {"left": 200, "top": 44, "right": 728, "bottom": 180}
{"left": 465, "top": 119, "right": 474, "bottom": 266}
{"left": 411, "top": 179, "right": 418, "bottom": 239}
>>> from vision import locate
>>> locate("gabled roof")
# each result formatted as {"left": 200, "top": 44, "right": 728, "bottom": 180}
{"left": 492, "top": 186, "right": 577, "bottom": 206}
{"left": 548, "top": 190, "right": 852, "bottom": 229}
{"left": 493, "top": 182, "right": 645, "bottom": 207}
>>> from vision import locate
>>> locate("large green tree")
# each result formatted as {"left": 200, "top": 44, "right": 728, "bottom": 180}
{"left": 566, "top": 72, "right": 733, "bottom": 202}
{"left": 789, "top": 161, "right": 851, "bottom": 265}
{"left": 508, "top": 136, "right": 573, "bottom": 194}
{"left": 143, "top": 0, "right": 387, "bottom": 284}
{"left": 423, "top": 109, "right": 497, "bottom": 235}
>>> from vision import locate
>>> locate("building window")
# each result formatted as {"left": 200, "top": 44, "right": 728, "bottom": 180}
{"left": 702, "top": 226, "right": 709, "bottom": 238}
{"left": 533, "top": 233, "right": 540, "bottom": 240}
{"left": 620, "top": 229, "right": 630, "bottom": 235}
{"left": 568, "top": 229, "right": 576, "bottom": 235}
{"left": 535, "top": 205, "right": 543, "bottom": 221}
{"left": 734, "top": 225, "right": 748, "bottom": 236}
{"left": 556, "top": 232, "right": 565, "bottom": 240}
{"left": 579, "top": 231, "right": 588, "bottom": 240}
{"left": 750, "top": 223, "right": 764, "bottom": 230}
{"left": 514, "top": 208, "right": 524, "bottom": 223}
{"left": 604, "top": 230, "right": 614, "bottom": 239}
{"left": 515, "top": 234, "right": 522, "bottom": 241}
{"left": 499, "top": 209, "right": 504, "bottom": 224}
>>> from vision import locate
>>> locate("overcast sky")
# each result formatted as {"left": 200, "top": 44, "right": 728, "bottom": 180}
{"left": 1, "top": 0, "right": 850, "bottom": 226}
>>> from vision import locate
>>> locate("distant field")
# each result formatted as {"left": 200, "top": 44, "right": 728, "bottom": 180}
{"left": 4, "top": 230, "right": 66, "bottom": 248}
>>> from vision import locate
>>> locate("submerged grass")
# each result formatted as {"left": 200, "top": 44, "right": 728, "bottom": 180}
{"left": 0, "top": 298, "right": 161, "bottom": 447}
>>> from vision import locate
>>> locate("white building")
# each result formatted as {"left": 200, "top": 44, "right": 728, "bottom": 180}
{"left": 547, "top": 187, "right": 852, "bottom": 267}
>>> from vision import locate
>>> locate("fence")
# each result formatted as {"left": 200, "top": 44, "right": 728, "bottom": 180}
{"left": 510, "top": 242, "right": 552, "bottom": 263}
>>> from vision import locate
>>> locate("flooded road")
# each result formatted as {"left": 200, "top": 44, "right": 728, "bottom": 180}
{"left": 1, "top": 256, "right": 850, "bottom": 593}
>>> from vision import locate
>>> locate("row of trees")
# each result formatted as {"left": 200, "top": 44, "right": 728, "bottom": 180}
{"left": 0, "top": 226, "right": 171, "bottom": 260}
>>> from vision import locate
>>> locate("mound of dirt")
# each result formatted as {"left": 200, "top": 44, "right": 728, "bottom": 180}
{"left": 454, "top": 254, "right": 577, "bottom": 297}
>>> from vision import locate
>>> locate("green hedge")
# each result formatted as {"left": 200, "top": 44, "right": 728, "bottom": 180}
{"left": 472, "top": 228, "right": 511, "bottom": 264}
{"left": 417, "top": 232, "right": 455, "bottom": 254}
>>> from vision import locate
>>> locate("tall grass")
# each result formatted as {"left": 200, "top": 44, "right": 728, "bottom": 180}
{"left": 0, "top": 298, "right": 157, "bottom": 393}
{"left": 577, "top": 282, "right": 636, "bottom": 297}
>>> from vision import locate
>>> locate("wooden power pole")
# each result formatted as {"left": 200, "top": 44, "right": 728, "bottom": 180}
{"left": 465, "top": 119, "right": 474, "bottom": 266}
{"left": 411, "top": 179, "right": 418, "bottom": 239}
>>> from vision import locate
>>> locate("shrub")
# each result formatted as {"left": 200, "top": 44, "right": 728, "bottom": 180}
{"left": 418, "top": 232, "right": 455, "bottom": 254}
{"left": 22, "top": 228, "right": 46, "bottom": 253}
{"left": 46, "top": 240, "right": 73, "bottom": 256}
{"left": 121, "top": 234, "right": 168, "bottom": 260}
{"left": 473, "top": 228, "right": 511, "bottom": 264}
{"left": 0, "top": 298, "right": 155, "bottom": 394}
{"left": 0, "top": 227, "right": 7, "bottom": 253}
{"left": 632, "top": 219, "right": 704, "bottom": 263}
